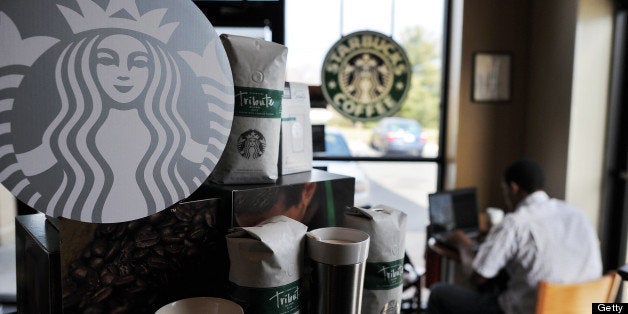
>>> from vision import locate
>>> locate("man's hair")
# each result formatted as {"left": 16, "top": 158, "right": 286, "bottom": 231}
{"left": 503, "top": 158, "right": 545, "bottom": 193}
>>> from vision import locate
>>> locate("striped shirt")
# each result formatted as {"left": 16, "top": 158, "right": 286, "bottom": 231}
{"left": 472, "top": 191, "right": 602, "bottom": 314}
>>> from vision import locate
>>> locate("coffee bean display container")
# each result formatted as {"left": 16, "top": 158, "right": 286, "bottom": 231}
{"left": 58, "top": 199, "right": 227, "bottom": 314}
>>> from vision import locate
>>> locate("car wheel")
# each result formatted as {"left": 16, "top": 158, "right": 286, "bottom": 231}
{"left": 369, "top": 137, "right": 379, "bottom": 151}
{"left": 414, "top": 148, "right": 423, "bottom": 157}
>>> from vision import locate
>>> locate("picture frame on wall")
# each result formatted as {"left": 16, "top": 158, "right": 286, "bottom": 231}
{"left": 472, "top": 52, "right": 512, "bottom": 103}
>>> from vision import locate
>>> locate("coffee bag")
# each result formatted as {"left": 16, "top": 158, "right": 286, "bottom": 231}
{"left": 279, "top": 82, "right": 312, "bottom": 175}
{"left": 210, "top": 34, "right": 287, "bottom": 184}
{"left": 344, "top": 205, "right": 407, "bottom": 314}
{"left": 226, "top": 215, "right": 307, "bottom": 313}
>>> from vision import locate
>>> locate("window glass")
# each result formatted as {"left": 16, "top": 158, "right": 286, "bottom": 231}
{"left": 286, "top": 0, "right": 445, "bottom": 269}
{"left": 0, "top": 186, "right": 16, "bottom": 297}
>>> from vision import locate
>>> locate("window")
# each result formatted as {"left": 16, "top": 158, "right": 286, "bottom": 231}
{"left": 286, "top": 0, "right": 447, "bottom": 269}
{"left": 0, "top": 186, "right": 16, "bottom": 297}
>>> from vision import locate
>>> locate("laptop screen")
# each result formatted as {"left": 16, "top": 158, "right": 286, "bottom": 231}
{"left": 428, "top": 193, "right": 455, "bottom": 232}
{"left": 429, "top": 188, "right": 479, "bottom": 232}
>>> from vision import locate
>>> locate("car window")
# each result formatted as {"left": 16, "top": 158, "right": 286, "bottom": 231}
{"left": 390, "top": 122, "right": 420, "bottom": 132}
{"left": 325, "top": 133, "right": 351, "bottom": 156}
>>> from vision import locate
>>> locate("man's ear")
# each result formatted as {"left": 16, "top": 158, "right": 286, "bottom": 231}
{"left": 302, "top": 182, "right": 317, "bottom": 205}
{"left": 509, "top": 181, "right": 520, "bottom": 195}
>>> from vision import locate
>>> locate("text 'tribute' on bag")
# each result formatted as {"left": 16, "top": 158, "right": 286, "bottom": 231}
{"left": 210, "top": 34, "right": 288, "bottom": 184}
{"left": 226, "top": 215, "right": 307, "bottom": 313}
{"left": 343, "top": 205, "right": 407, "bottom": 314}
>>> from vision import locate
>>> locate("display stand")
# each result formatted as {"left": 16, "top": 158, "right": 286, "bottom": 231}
{"left": 15, "top": 170, "right": 355, "bottom": 313}
{"left": 194, "top": 169, "right": 355, "bottom": 229}
{"left": 15, "top": 214, "right": 60, "bottom": 314}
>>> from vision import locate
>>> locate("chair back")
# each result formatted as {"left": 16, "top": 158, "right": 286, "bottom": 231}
{"left": 535, "top": 271, "right": 621, "bottom": 314}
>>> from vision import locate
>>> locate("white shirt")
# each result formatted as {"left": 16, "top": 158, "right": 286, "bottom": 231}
{"left": 472, "top": 191, "right": 602, "bottom": 314}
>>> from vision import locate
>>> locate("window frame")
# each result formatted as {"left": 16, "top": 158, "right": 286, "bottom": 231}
{"left": 195, "top": 0, "right": 451, "bottom": 192}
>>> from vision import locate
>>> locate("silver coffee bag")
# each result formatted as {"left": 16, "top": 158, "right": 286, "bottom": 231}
{"left": 210, "top": 34, "right": 287, "bottom": 184}
{"left": 344, "top": 205, "right": 407, "bottom": 314}
{"left": 226, "top": 215, "right": 307, "bottom": 313}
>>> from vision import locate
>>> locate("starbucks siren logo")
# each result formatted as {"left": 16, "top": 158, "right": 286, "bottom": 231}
{"left": 237, "top": 130, "right": 266, "bottom": 159}
{"left": 0, "top": 0, "right": 234, "bottom": 222}
{"left": 321, "top": 31, "right": 412, "bottom": 121}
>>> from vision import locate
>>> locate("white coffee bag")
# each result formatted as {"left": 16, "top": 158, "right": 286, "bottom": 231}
{"left": 226, "top": 215, "right": 307, "bottom": 313}
{"left": 344, "top": 205, "right": 407, "bottom": 314}
{"left": 210, "top": 34, "right": 287, "bottom": 184}
{"left": 279, "top": 82, "right": 312, "bottom": 175}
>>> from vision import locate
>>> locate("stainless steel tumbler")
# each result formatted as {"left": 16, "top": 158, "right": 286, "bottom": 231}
{"left": 306, "top": 227, "right": 370, "bottom": 314}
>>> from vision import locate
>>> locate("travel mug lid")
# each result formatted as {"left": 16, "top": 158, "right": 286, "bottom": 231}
{"left": 306, "top": 227, "right": 370, "bottom": 265}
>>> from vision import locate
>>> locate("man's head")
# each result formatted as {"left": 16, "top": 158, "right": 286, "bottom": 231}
{"left": 502, "top": 158, "right": 545, "bottom": 211}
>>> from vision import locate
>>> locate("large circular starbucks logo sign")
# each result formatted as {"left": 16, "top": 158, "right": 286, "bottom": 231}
{"left": 0, "top": 0, "right": 234, "bottom": 222}
{"left": 321, "top": 31, "right": 412, "bottom": 121}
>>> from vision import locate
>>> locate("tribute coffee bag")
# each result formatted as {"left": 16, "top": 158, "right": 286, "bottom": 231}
{"left": 226, "top": 216, "right": 307, "bottom": 313}
{"left": 210, "top": 34, "right": 288, "bottom": 184}
{"left": 344, "top": 205, "right": 407, "bottom": 314}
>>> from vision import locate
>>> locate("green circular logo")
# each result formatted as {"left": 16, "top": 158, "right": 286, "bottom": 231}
{"left": 321, "top": 31, "right": 412, "bottom": 122}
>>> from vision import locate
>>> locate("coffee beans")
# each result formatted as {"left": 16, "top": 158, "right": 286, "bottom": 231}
{"left": 62, "top": 199, "right": 228, "bottom": 313}
{"left": 134, "top": 226, "right": 160, "bottom": 248}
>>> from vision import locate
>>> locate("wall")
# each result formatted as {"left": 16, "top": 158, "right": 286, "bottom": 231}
{"left": 446, "top": 0, "right": 530, "bottom": 211}
{"left": 564, "top": 0, "right": 613, "bottom": 229}
{"left": 448, "top": 0, "right": 613, "bottom": 229}
{"left": 524, "top": 0, "right": 579, "bottom": 199}
{"left": 523, "top": 0, "right": 612, "bottom": 226}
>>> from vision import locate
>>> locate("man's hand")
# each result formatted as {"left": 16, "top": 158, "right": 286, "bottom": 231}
{"left": 446, "top": 230, "right": 489, "bottom": 286}
{"left": 446, "top": 230, "right": 472, "bottom": 250}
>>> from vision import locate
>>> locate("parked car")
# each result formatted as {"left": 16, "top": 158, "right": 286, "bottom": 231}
{"left": 312, "top": 128, "right": 370, "bottom": 207}
{"left": 370, "top": 117, "right": 427, "bottom": 157}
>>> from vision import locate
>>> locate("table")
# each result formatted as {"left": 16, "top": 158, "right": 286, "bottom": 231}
{"left": 424, "top": 227, "right": 489, "bottom": 287}
{"left": 424, "top": 237, "right": 461, "bottom": 287}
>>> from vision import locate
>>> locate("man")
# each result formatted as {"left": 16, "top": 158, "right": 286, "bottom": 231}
{"left": 427, "top": 158, "right": 602, "bottom": 314}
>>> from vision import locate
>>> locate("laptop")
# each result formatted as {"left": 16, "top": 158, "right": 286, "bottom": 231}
{"left": 428, "top": 187, "right": 480, "bottom": 249}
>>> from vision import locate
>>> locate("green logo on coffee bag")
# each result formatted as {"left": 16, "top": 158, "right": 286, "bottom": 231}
{"left": 230, "top": 280, "right": 302, "bottom": 314}
{"left": 364, "top": 259, "right": 404, "bottom": 290}
{"left": 234, "top": 86, "right": 283, "bottom": 118}
{"left": 321, "top": 31, "right": 412, "bottom": 122}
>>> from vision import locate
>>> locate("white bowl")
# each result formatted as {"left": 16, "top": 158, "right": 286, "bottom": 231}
{"left": 155, "top": 297, "right": 243, "bottom": 314}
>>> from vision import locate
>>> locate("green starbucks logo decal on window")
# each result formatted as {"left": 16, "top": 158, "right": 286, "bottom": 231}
{"left": 321, "top": 31, "right": 412, "bottom": 122}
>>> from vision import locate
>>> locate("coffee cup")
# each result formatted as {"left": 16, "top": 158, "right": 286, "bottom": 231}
{"left": 155, "top": 297, "right": 243, "bottom": 314}
{"left": 306, "top": 227, "right": 370, "bottom": 314}
{"left": 487, "top": 207, "right": 504, "bottom": 226}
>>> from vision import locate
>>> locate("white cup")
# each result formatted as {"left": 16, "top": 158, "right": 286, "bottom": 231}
{"left": 487, "top": 207, "right": 504, "bottom": 226}
{"left": 155, "top": 297, "right": 243, "bottom": 314}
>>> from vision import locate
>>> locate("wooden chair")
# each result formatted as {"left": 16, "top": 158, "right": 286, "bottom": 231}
{"left": 535, "top": 271, "right": 621, "bottom": 314}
